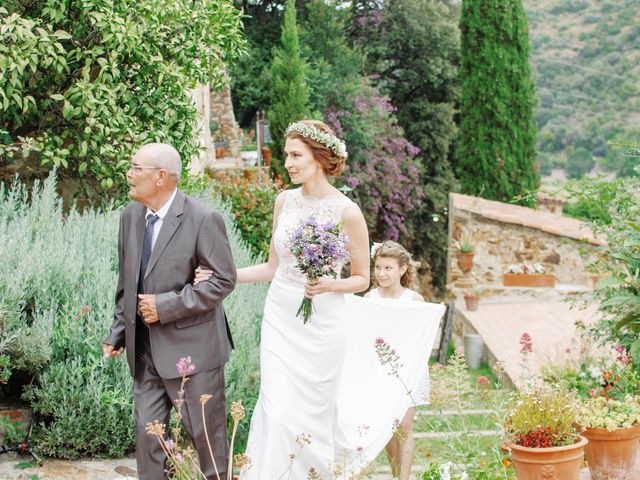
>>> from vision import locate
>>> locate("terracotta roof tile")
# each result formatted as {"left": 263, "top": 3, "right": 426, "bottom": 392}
{"left": 450, "top": 193, "right": 606, "bottom": 246}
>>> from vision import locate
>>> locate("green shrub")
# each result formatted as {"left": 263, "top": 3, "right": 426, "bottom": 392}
{"left": 1, "top": 173, "right": 265, "bottom": 457}
{"left": 0, "top": 0, "right": 245, "bottom": 202}
{"left": 565, "top": 147, "right": 596, "bottom": 179}
{"left": 198, "top": 171, "right": 284, "bottom": 260}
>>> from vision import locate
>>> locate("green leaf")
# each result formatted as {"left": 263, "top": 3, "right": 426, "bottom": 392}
{"left": 62, "top": 101, "right": 74, "bottom": 120}
{"left": 53, "top": 30, "right": 72, "bottom": 40}
{"left": 50, "top": 94, "right": 65, "bottom": 101}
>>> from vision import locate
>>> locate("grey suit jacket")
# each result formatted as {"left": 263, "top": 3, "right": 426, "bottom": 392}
{"left": 104, "top": 190, "right": 237, "bottom": 379}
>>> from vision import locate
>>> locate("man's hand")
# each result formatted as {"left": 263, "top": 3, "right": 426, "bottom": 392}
{"left": 103, "top": 343, "right": 124, "bottom": 357}
{"left": 138, "top": 294, "right": 159, "bottom": 324}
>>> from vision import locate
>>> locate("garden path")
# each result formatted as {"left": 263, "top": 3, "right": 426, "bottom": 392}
{"left": 1, "top": 436, "right": 638, "bottom": 479}
{"left": 457, "top": 296, "right": 602, "bottom": 386}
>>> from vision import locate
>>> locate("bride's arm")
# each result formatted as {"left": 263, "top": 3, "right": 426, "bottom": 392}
{"left": 235, "top": 191, "right": 286, "bottom": 284}
{"left": 305, "top": 204, "right": 370, "bottom": 296}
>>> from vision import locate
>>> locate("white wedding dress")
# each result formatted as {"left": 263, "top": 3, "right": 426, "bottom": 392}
{"left": 241, "top": 189, "right": 445, "bottom": 479}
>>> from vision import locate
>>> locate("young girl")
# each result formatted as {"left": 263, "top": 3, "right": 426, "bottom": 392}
{"left": 365, "top": 240, "right": 427, "bottom": 480}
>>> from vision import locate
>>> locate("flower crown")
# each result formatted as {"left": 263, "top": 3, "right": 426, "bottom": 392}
{"left": 285, "top": 122, "right": 348, "bottom": 159}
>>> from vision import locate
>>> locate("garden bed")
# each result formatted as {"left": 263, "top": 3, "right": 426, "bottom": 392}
{"left": 503, "top": 273, "right": 556, "bottom": 288}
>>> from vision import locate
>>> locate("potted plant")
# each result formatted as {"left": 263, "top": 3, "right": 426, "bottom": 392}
{"left": 261, "top": 145, "right": 272, "bottom": 166}
{"left": 503, "top": 383, "right": 587, "bottom": 480}
{"left": 455, "top": 233, "right": 475, "bottom": 274}
{"left": 240, "top": 129, "right": 258, "bottom": 166}
{"left": 578, "top": 396, "right": 640, "bottom": 480}
{"left": 503, "top": 263, "right": 556, "bottom": 288}
{"left": 575, "top": 347, "right": 640, "bottom": 480}
{"left": 462, "top": 290, "right": 480, "bottom": 311}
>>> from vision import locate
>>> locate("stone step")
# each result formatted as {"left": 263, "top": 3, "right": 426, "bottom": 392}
{"left": 414, "top": 430, "right": 500, "bottom": 439}
{"left": 417, "top": 408, "right": 495, "bottom": 416}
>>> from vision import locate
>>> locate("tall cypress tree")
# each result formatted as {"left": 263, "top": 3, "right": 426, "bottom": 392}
{"left": 457, "top": 0, "right": 539, "bottom": 202}
{"left": 268, "top": 0, "right": 310, "bottom": 179}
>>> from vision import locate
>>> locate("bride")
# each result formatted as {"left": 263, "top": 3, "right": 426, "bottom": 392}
{"left": 197, "top": 120, "right": 445, "bottom": 478}
{"left": 235, "top": 120, "right": 370, "bottom": 478}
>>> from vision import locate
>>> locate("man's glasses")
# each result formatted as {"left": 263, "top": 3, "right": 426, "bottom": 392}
{"left": 129, "top": 164, "right": 162, "bottom": 173}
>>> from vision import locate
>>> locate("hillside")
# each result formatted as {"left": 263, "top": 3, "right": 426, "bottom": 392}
{"left": 524, "top": 0, "right": 640, "bottom": 176}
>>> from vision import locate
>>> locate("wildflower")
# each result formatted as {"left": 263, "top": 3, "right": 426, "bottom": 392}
{"left": 231, "top": 400, "right": 246, "bottom": 422}
{"left": 175, "top": 452, "right": 184, "bottom": 464}
{"left": 296, "top": 433, "right": 312, "bottom": 447}
{"left": 615, "top": 345, "right": 632, "bottom": 366}
{"left": 519, "top": 333, "right": 533, "bottom": 354}
{"left": 307, "top": 467, "right": 321, "bottom": 479}
{"left": 164, "top": 439, "right": 175, "bottom": 451}
{"left": 200, "top": 394, "right": 212, "bottom": 405}
{"left": 502, "top": 458, "right": 511, "bottom": 468}
{"left": 391, "top": 419, "right": 407, "bottom": 442}
{"left": 145, "top": 420, "right": 166, "bottom": 437}
{"left": 234, "top": 453, "right": 251, "bottom": 470}
{"left": 589, "top": 388, "right": 597, "bottom": 398}
{"left": 374, "top": 338, "right": 403, "bottom": 378}
{"left": 477, "top": 375, "right": 490, "bottom": 386}
{"left": 82, "top": 305, "right": 92, "bottom": 313}
{"left": 176, "top": 356, "right": 196, "bottom": 377}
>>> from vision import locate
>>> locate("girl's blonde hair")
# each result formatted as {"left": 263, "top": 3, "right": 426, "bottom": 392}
{"left": 372, "top": 240, "right": 416, "bottom": 289}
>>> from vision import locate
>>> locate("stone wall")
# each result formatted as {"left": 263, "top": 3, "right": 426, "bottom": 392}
{"left": 210, "top": 79, "right": 242, "bottom": 166}
{"left": 447, "top": 193, "right": 603, "bottom": 288}
{"left": 188, "top": 83, "right": 216, "bottom": 175}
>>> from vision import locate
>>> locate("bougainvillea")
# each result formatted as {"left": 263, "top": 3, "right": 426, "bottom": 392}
{"left": 326, "top": 82, "right": 422, "bottom": 242}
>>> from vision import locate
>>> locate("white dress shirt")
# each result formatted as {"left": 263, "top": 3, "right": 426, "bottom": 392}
{"left": 146, "top": 189, "right": 177, "bottom": 250}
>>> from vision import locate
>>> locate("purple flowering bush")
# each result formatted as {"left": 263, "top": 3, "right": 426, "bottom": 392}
{"left": 288, "top": 216, "right": 350, "bottom": 323}
{"left": 325, "top": 81, "right": 423, "bottom": 241}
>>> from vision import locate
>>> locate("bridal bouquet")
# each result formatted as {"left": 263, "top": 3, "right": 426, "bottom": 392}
{"left": 288, "top": 216, "right": 349, "bottom": 323}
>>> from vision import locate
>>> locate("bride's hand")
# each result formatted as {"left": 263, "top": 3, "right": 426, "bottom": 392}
{"left": 194, "top": 266, "right": 213, "bottom": 285}
{"left": 304, "top": 278, "right": 335, "bottom": 298}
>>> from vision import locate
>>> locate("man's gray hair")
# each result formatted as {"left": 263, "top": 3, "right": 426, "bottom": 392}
{"left": 138, "top": 143, "right": 182, "bottom": 179}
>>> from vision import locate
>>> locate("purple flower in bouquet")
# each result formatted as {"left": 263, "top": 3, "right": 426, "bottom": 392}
{"left": 288, "top": 216, "right": 349, "bottom": 323}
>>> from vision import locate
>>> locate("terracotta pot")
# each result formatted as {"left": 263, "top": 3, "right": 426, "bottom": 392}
{"left": 582, "top": 424, "right": 640, "bottom": 480}
{"left": 506, "top": 435, "right": 588, "bottom": 480}
{"left": 262, "top": 146, "right": 272, "bottom": 166}
{"left": 464, "top": 296, "right": 479, "bottom": 311}
{"left": 457, "top": 252, "right": 475, "bottom": 274}
{"left": 503, "top": 273, "right": 556, "bottom": 288}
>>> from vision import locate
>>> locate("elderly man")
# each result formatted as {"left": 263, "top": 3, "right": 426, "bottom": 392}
{"left": 102, "top": 143, "right": 236, "bottom": 479}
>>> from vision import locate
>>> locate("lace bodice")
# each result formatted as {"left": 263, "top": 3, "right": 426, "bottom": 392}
{"left": 273, "top": 188, "right": 355, "bottom": 286}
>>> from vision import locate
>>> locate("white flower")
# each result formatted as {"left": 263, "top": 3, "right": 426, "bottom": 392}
{"left": 507, "top": 264, "right": 523, "bottom": 274}
{"left": 370, "top": 242, "right": 383, "bottom": 259}
{"left": 460, "top": 473, "right": 469, "bottom": 480}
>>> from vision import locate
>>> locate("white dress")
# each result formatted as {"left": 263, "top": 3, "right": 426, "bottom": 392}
{"left": 241, "top": 189, "right": 445, "bottom": 479}
{"left": 368, "top": 288, "right": 431, "bottom": 406}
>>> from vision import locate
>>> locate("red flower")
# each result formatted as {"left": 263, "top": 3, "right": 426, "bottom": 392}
{"left": 82, "top": 305, "right": 92, "bottom": 313}
{"left": 519, "top": 333, "right": 533, "bottom": 354}
{"left": 375, "top": 337, "right": 385, "bottom": 345}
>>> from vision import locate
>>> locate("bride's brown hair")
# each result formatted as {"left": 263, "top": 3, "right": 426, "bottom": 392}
{"left": 285, "top": 120, "right": 347, "bottom": 176}
{"left": 372, "top": 241, "right": 416, "bottom": 289}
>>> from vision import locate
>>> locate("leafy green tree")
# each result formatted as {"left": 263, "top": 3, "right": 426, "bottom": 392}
{"left": 0, "top": 0, "right": 245, "bottom": 202}
{"left": 565, "top": 147, "right": 595, "bottom": 179}
{"left": 300, "top": 0, "right": 363, "bottom": 115}
{"left": 457, "top": 0, "right": 539, "bottom": 203}
{"left": 268, "top": 0, "right": 310, "bottom": 179}
{"left": 354, "top": 0, "right": 460, "bottom": 291}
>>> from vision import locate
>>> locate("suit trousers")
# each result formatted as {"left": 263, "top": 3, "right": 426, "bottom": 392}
{"left": 134, "top": 350, "right": 228, "bottom": 480}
